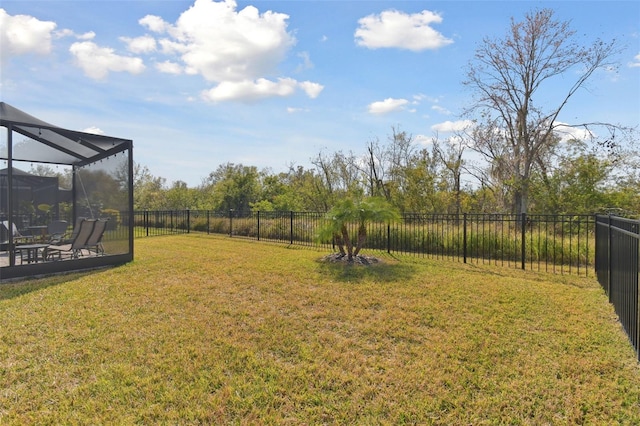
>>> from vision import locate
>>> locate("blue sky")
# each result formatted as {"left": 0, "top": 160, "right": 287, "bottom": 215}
{"left": 1, "top": 0, "right": 639, "bottom": 187}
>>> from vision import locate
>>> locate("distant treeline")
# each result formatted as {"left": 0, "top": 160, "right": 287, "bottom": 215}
{"left": 132, "top": 128, "right": 639, "bottom": 217}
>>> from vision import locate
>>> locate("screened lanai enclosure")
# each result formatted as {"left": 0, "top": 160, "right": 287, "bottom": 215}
{"left": 0, "top": 102, "right": 133, "bottom": 280}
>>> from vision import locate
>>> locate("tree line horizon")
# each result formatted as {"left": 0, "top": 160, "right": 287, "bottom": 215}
{"left": 126, "top": 125, "right": 637, "bottom": 217}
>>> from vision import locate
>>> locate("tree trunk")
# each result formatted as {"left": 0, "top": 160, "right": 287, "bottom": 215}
{"left": 454, "top": 172, "right": 461, "bottom": 215}
{"left": 341, "top": 225, "right": 353, "bottom": 260}
{"left": 353, "top": 223, "right": 367, "bottom": 256}
{"left": 333, "top": 232, "right": 346, "bottom": 257}
{"left": 513, "top": 175, "right": 530, "bottom": 215}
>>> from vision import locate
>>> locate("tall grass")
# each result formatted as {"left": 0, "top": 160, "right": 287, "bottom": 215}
{"left": 133, "top": 211, "right": 595, "bottom": 274}
{"left": 365, "top": 219, "right": 594, "bottom": 273}
{"left": 1, "top": 234, "right": 638, "bottom": 424}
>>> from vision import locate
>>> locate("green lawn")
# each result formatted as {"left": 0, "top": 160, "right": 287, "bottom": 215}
{"left": 1, "top": 234, "right": 639, "bottom": 424}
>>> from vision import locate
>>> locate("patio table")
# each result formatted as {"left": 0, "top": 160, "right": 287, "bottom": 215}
{"left": 15, "top": 243, "right": 49, "bottom": 264}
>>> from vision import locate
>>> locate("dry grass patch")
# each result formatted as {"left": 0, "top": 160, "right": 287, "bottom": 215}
{"left": 1, "top": 234, "right": 639, "bottom": 424}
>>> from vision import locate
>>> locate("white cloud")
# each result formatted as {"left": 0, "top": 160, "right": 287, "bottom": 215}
{"left": 156, "top": 60, "right": 183, "bottom": 75}
{"left": 414, "top": 134, "right": 432, "bottom": 146}
{"left": 2, "top": 1, "right": 321, "bottom": 101}
{"left": 296, "top": 51, "right": 313, "bottom": 72}
{"left": 55, "top": 29, "right": 95, "bottom": 40}
{"left": 121, "top": 35, "right": 157, "bottom": 54}
{"left": 287, "top": 107, "right": 309, "bottom": 113}
{"left": 201, "top": 77, "right": 299, "bottom": 102}
{"left": 202, "top": 78, "right": 322, "bottom": 102}
{"left": 431, "top": 105, "right": 451, "bottom": 115}
{"left": 0, "top": 9, "right": 56, "bottom": 57}
{"left": 131, "top": 0, "right": 323, "bottom": 102}
{"left": 299, "top": 81, "right": 324, "bottom": 99}
{"left": 69, "top": 41, "right": 145, "bottom": 80}
{"left": 139, "top": 15, "right": 170, "bottom": 33}
{"left": 553, "top": 122, "right": 595, "bottom": 143}
{"left": 145, "top": 0, "right": 295, "bottom": 83}
{"left": 368, "top": 98, "right": 409, "bottom": 115}
{"left": 82, "top": 126, "right": 105, "bottom": 135}
{"left": 355, "top": 9, "right": 453, "bottom": 51}
{"left": 55, "top": 28, "right": 73, "bottom": 38}
{"left": 413, "top": 93, "right": 442, "bottom": 104}
{"left": 77, "top": 31, "right": 96, "bottom": 41}
{"left": 431, "top": 119, "right": 474, "bottom": 133}
{"left": 158, "top": 38, "right": 188, "bottom": 55}
{"left": 629, "top": 53, "right": 640, "bottom": 68}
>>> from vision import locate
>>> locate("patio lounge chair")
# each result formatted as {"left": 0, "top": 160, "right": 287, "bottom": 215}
{"left": 44, "top": 219, "right": 96, "bottom": 260}
{"left": 54, "top": 216, "right": 86, "bottom": 245}
{"left": 47, "top": 220, "right": 69, "bottom": 244}
{"left": 82, "top": 218, "right": 109, "bottom": 256}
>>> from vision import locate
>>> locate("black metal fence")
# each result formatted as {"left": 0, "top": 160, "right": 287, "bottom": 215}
{"left": 133, "top": 210, "right": 595, "bottom": 276}
{"left": 595, "top": 215, "right": 640, "bottom": 360}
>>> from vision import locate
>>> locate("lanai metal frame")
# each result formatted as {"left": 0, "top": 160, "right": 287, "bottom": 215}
{"left": 1, "top": 102, "right": 134, "bottom": 280}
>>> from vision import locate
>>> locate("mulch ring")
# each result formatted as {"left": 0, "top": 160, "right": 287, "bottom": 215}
{"left": 320, "top": 253, "right": 382, "bottom": 266}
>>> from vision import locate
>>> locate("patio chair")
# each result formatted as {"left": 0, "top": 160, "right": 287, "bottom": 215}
{"left": 50, "top": 216, "right": 86, "bottom": 246}
{"left": 47, "top": 220, "right": 69, "bottom": 244}
{"left": 44, "top": 219, "right": 96, "bottom": 260}
{"left": 82, "top": 218, "right": 109, "bottom": 256}
{"left": 0, "top": 221, "right": 35, "bottom": 245}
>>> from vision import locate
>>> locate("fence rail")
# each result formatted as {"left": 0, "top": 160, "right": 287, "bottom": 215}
{"left": 133, "top": 210, "right": 595, "bottom": 276}
{"left": 595, "top": 215, "right": 640, "bottom": 360}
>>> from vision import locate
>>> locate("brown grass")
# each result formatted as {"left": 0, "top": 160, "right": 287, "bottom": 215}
{"left": 1, "top": 234, "right": 638, "bottom": 424}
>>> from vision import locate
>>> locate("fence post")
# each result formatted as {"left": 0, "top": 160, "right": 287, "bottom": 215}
{"left": 290, "top": 211, "right": 294, "bottom": 245}
{"left": 637, "top": 226, "right": 640, "bottom": 361}
{"left": 257, "top": 211, "right": 261, "bottom": 241}
{"left": 187, "top": 209, "right": 190, "bottom": 234}
{"left": 229, "top": 209, "right": 233, "bottom": 237}
{"left": 463, "top": 213, "right": 467, "bottom": 264}
{"left": 521, "top": 212, "right": 526, "bottom": 270}
{"left": 387, "top": 223, "right": 391, "bottom": 254}
{"left": 145, "top": 209, "right": 149, "bottom": 237}
{"left": 207, "top": 210, "right": 210, "bottom": 235}
{"left": 608, "top": 214, "right": 613, "bottom": 301}
{"left": 636, "top": 221, "right": 640, "bottom": 362}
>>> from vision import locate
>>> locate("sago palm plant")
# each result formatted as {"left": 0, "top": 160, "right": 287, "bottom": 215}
{"left": 317, "top": 197, "right": 401, "bottom": 260}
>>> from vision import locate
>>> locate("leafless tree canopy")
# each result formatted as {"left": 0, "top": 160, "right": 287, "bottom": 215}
{"left": 464, "top": 8, "right": 623, "bottom": 214}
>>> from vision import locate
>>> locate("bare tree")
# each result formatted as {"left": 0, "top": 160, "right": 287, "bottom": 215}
{"left": 464, "top": 8, "right": 622, "bottom": 214}
{"left": 363, "top": 137, "right": 390, "bottom": 199}
{"left": 311, "top": 149, "right": 363, "bottom": 209}
{"left": 387, "top": 126, "right": 415, "bottom": 186}
{"left": 359, "top": 127, "right": 415, "bottom": 202}
{"left": 432, "top": 134, "right": 467, "bottom": 214}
